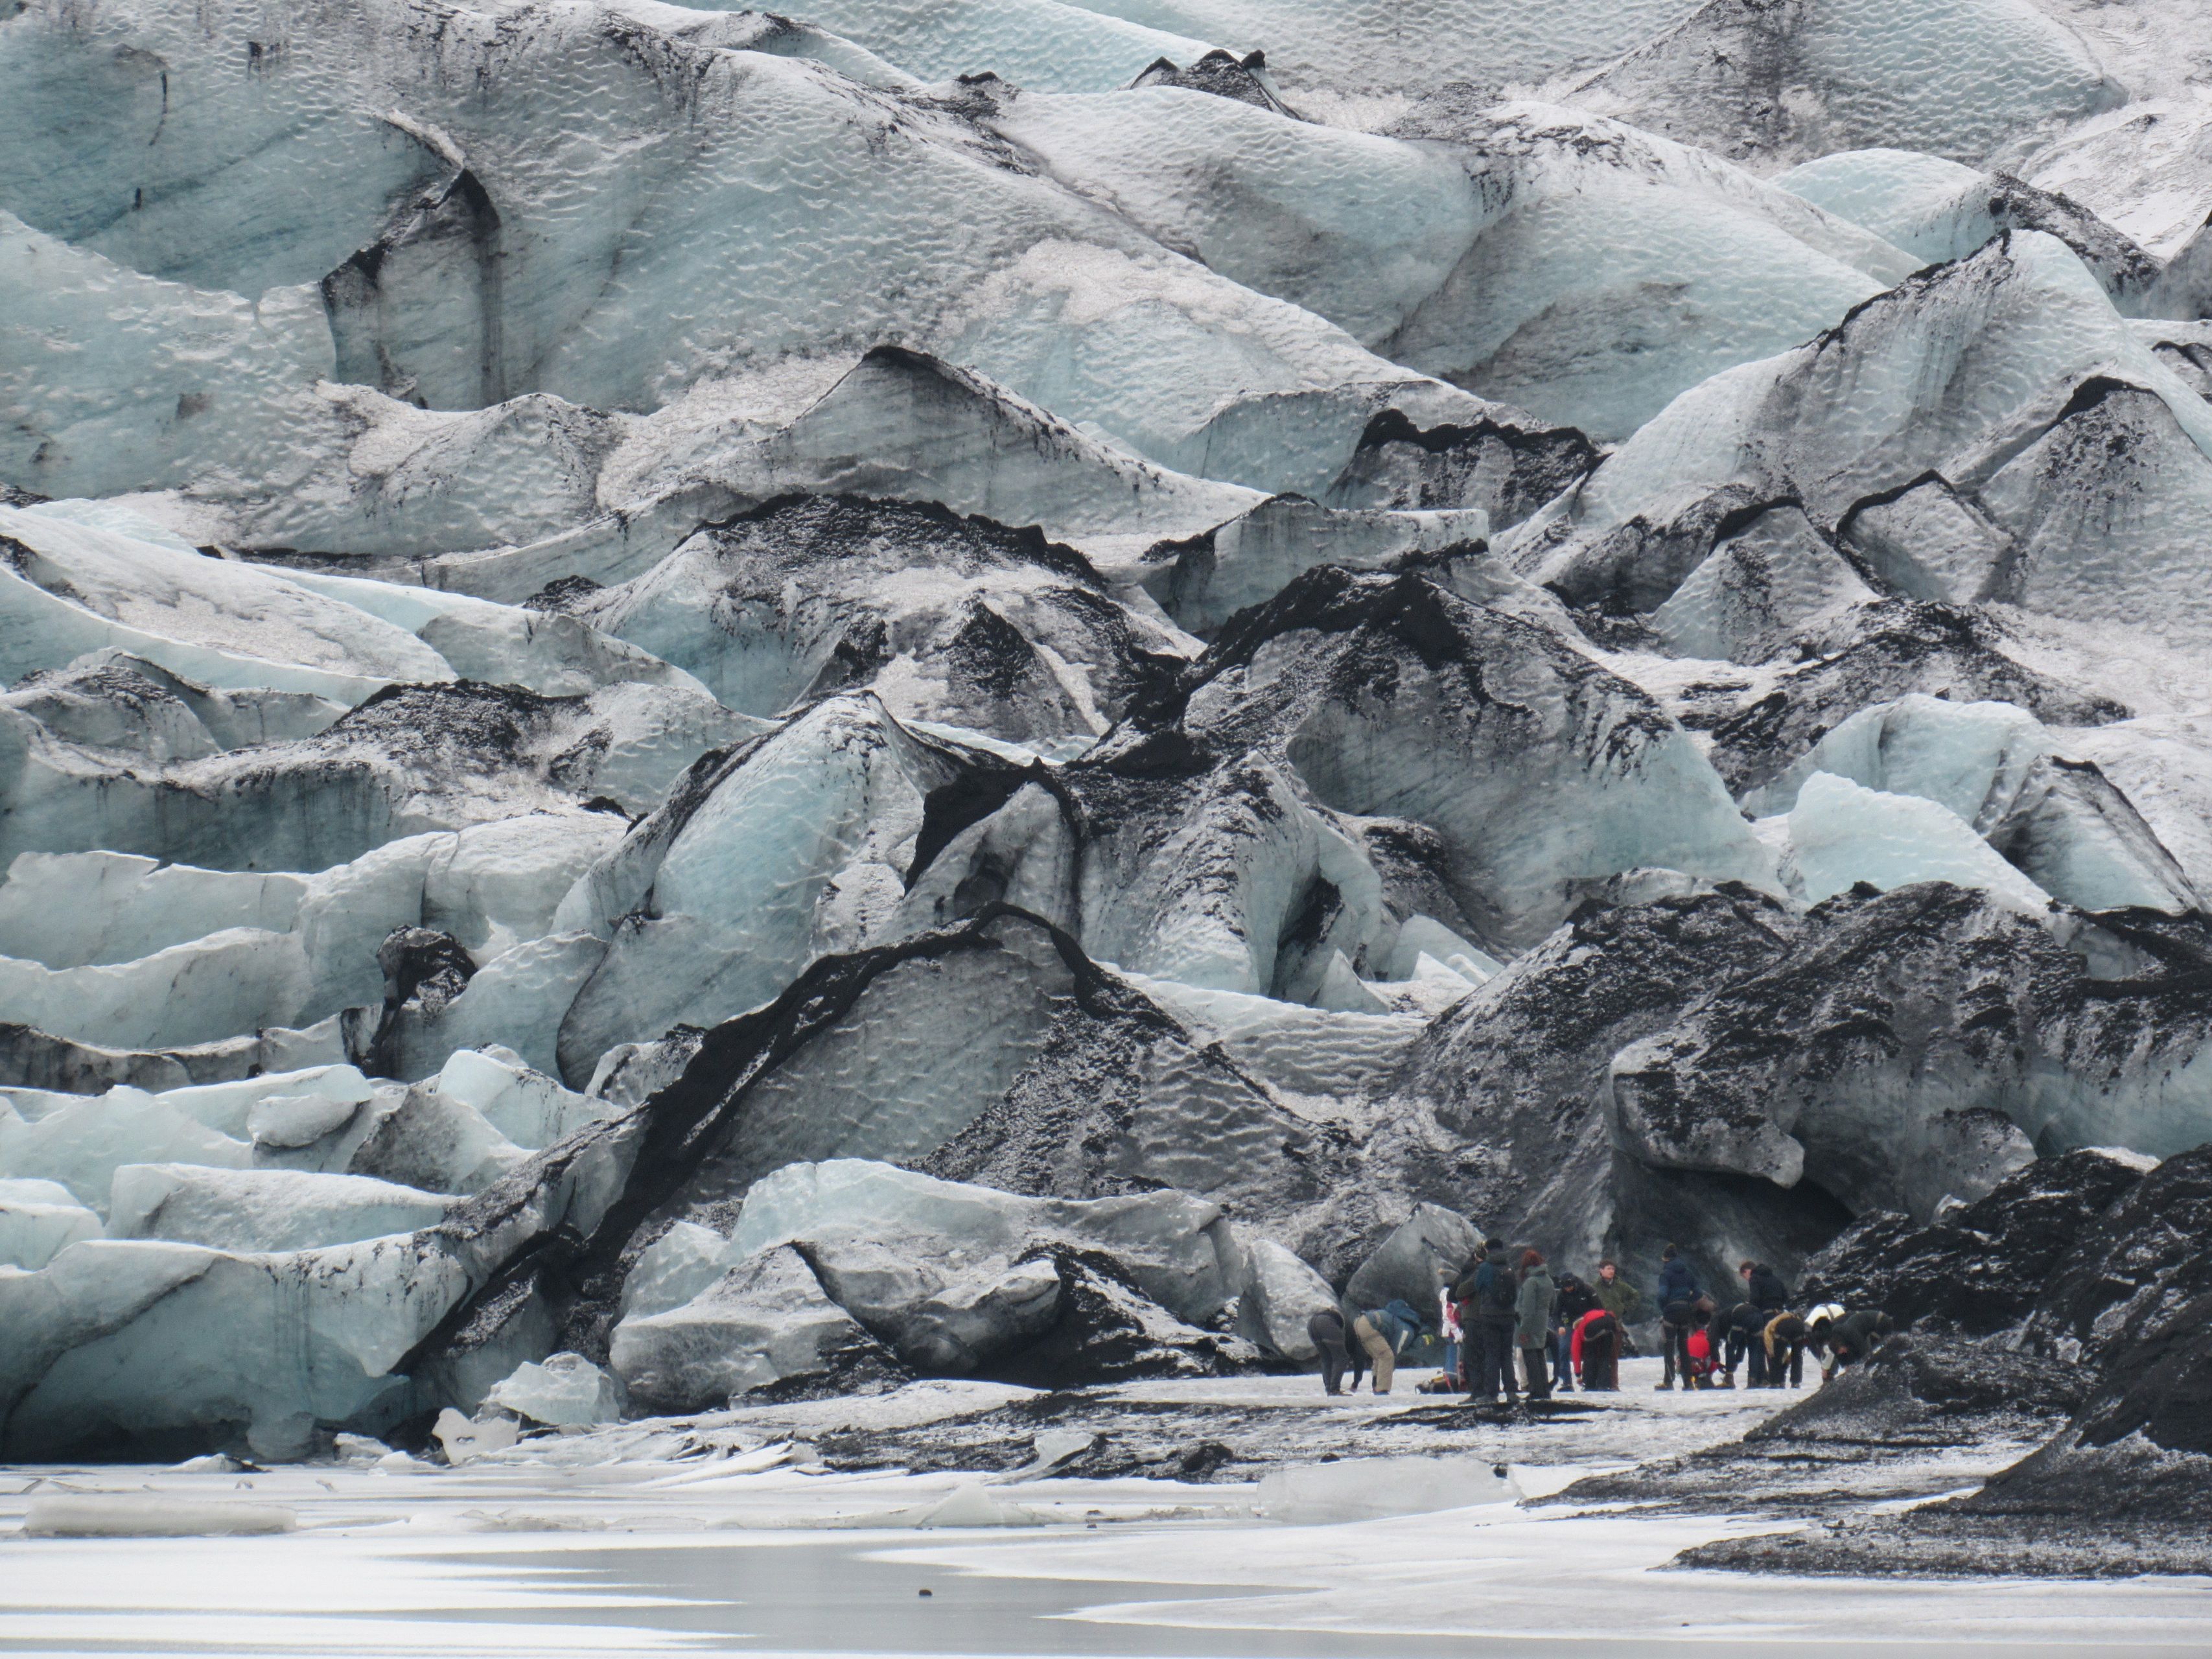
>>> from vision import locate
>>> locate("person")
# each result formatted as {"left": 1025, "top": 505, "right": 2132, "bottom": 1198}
{"left": 1514, "top": 1249, "right": 1557, "bottom": 1400}
{"left": 1308, "top": 1306, "right": 1367, "bottom": 1397}
{"left": 1437, "top": 1266, "right": 1465, "bottom": 1390}
{"left": 1682, "top": 1323, "right": 1721, "bottom": 1388}
{"left": 1351, "top": 1297, "right": 1426, "bottom": 1395}
{"left": 1809, "top": 1305, "right": 1893, "bottom": 1384}
{"left": 1551, "top": 1271, "right": 1600, "bottom": 1392}
{"left": 1708, "top": 1300, "right": 1769, "bottom": 1388}
{"left": 1465, "top": 1237, "right": 1520, "bottom": 1405}
{"left": 1659, "top": 1292, "right": 1715, "bottom": 1389}
{"left": 1572, "top": 1306, "right": 1622, "bottom": 1391}
{"left": 1592, "top": 1260, "right": 1644, "bottom": 1329}
{"left": 1762, "top": 1311, "right": 1808, "bottom": 1389}
{"left": 1656, "top": 1244, "right": 1698, "bottom": 1309}
{"left": 1741, "top": 1259, "right": 1789, "bottom": 1314}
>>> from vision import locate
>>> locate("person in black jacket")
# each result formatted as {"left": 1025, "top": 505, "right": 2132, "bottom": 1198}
{"left": 1550, "top": 1273, "right": 1601, "bottom": 1392}
{"left": 1709, "top": 1300, "right": 1770, "bottom": 1387}
{"left": 1308, "top": 1307, "right": 1367, "bottom": 1396}
{"left": 1810, "top": 1307, "right": 1894, "bottom": 1382}
{"left": 1658, "top": 1292, "right": 1714, "bottom": 1389}
{"left": 1463, "top": 1238, "right": 1520, "bottom": 1405}
{"left": 1655, "top": 1244, "right": 1698, "bottom": 1308}
{"left": 1740, "top": 1260, "right": 1789, "bottom": 1314}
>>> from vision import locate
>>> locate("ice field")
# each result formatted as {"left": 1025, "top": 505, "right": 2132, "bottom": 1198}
{"left": 5, "top": 1367, "right": 2209, "bottom": 1658}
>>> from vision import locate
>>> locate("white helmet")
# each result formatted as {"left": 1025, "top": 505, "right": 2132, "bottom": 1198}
{"left": 1809, "top": 1303, "right": 1845, "bottom": 1330}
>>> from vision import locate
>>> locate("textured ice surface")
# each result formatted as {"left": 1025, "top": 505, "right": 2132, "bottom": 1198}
{"left": 577, "top": 494, "right": 1189, "bottom": 739}
{"left": 483, "top": 1352, "right": 625, "bottom": 1427}
{"left": 104, "top": 1164, "right": 455, "bottom": 1252}
{"left": 1553, "top": 0, "right": 2119, "bottom": 172}
{"left": 1498, "top": 233, "right": 2212, "bottom": 645}
{"left": 1786, "top": 771, "right": 2056, "bottom": 911}
{"left": 6, "top": 0, "right": 2212, "bottom": 1502}
{"left": 1749, "top": 695, "right": 2201, "bottom": 912}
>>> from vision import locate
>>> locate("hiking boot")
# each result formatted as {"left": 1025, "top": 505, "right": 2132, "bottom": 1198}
{"left": 1654, "top": 1381, "right": 1673, "bottom": 1391}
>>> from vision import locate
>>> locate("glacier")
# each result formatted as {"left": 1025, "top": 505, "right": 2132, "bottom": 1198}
{"left": 3, "top": 0, "right": 2212, "bottom": 1603}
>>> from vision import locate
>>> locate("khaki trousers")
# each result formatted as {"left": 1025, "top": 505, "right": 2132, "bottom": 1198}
{"left": 1351, "top": 1315, "right": 1396, "bottom": 1395}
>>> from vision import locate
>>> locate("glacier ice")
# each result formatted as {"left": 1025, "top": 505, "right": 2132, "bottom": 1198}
{"left": 1748, "top": 695, "right": 2202, "bottom": 914}
{"left": 3, "top": 0, "right": 2212, "bottom": 1469}
{"left": 1553, "top": 0, "right": 2119, "bottom": 172}
{"left": 729, "top": 1159, "right": 1239, "bottom": 1325}
{"left": 1342, "top": 1203, "right": 1478, "bottom": 1316}
{"left": 1496, "top": 233, "right": 2212, "bottom": 645}
{"left": 0, "top": 1177, "right": 102, "bottom": 1270}
{"left": 1231, "top": 1237, "right": 1341, "bottom": 1360}
{"left": 1774, "top": 147, "right": 2169, "bottom": 315}
{"left": 574, "top": 494, "right": 1190, "bottom": 738}
{"left": 104, "top": 1164, "right": 455, "bottom": 1252}
{"left": 610, "top": 1243, "right": 894, "bottom": 1410}
{"left": 483, "top": 1351, "right": 625, "bottom": 1427}
{"left": 1784, "top": 771, "right": 2058, "bottom": 912}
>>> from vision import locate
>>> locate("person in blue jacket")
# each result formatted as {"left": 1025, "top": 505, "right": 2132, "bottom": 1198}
{"left": 1654, "top": 1246, "right": 1701, "bottom": 1391}
{"left": 1350, "top": 1298, "right": 1426, "bottom": 1395}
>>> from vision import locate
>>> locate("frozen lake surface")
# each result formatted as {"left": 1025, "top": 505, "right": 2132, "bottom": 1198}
{"left": 3, "top": 1366, "right": 2206, "bottom": 1657}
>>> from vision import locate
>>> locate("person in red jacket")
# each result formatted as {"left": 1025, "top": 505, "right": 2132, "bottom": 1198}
{"left": 1682, "top": 1325, "right": 1720, "bottom": 1387}
{"left": 1571, "top": 1306, "right": 1622, "bottom": 1391}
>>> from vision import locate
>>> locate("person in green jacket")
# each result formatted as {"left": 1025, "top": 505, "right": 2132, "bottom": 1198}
{"left": 1592, "top": 1259, "right": 1644, "bottom": 1355}
{"left": 1592, "top": 1259, "right": 1642, "bottom": 1319}
{"left": 1513, "top": 1249, "right": 1557, "bottom": 1400}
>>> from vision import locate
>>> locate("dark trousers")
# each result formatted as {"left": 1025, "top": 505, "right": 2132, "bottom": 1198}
{"left": 1309, "top": 1311, "right": 1364, "bottom": 1395}
{"left": 1520, "top": 1343, "right": 1551, "bottom": 1399}
{"left": 1767, "top": 1340, "right": 1803, "bottom": 1387}
{"left": 1661, "top": 1319, "right": 1693, "bottom": 1385}
{"left": 1581, "top": 1326, "right": 1620, "bottom": 1390}
{"left": 1471, "top": 1318, "right": 1518, "bottom": 1399}
{"left": 1724, "top": 1330, "right": 1768, "bottom": 1386}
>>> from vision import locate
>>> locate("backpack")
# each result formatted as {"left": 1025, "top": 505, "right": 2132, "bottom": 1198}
{"left": 1485, "top": 1263, "right": 1519, "bottom": 1313}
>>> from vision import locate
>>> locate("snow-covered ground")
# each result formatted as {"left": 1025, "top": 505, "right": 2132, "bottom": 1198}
{"left": 4, "top": 1365, "right": 2205, "bottom": 1656}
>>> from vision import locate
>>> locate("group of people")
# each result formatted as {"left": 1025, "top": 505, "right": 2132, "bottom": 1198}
{"left": 1649, "top": 1246, "right": 1892, "bottom": 1394}
{"left": 1307, "top": 1239, "right": 1894, "bottom": 1402}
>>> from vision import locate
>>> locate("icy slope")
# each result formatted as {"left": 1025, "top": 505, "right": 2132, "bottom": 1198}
{"left": 1497, "top": 233, "right": 2212, "bottom": 645}
{"left": 1552, "top": 0, "right": 2120, "bottom": 172}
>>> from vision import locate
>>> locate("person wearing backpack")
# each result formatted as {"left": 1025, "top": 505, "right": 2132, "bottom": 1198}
{"left": 1464, "top": 1236, "right": 1519, "bottom": 1405}
{"left": 1351, "top": 1298, "right": 1426, "bottom": 1396}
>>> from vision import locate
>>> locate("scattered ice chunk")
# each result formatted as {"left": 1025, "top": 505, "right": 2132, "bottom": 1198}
{"left": 903, "top": 1483, "right": 1042, "bottom": 1528}
{"left": 610, "top": 1244, "right": 889, "bottom": 1412}
{"left": 1344, "top": 1203, "right": 1476, "bottom": 1316}
{"left": 22, "top": 1496, "right": 297, "bottom": 1537}
{"left": 432, "top": 1408, "right": 522, "bottom": 1465}
{"left": 1257, "top": 1455, "right": 1519, "bottom": 1522}
{"left": 485, "top": 1352, "right": 626, "bottom": 1428}
{"left": 730, "top": 1161, "right": 1236, "bottom": 1325}
{"left": 1232, "top": 1239, "right": 1340, "bottom": 1361}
